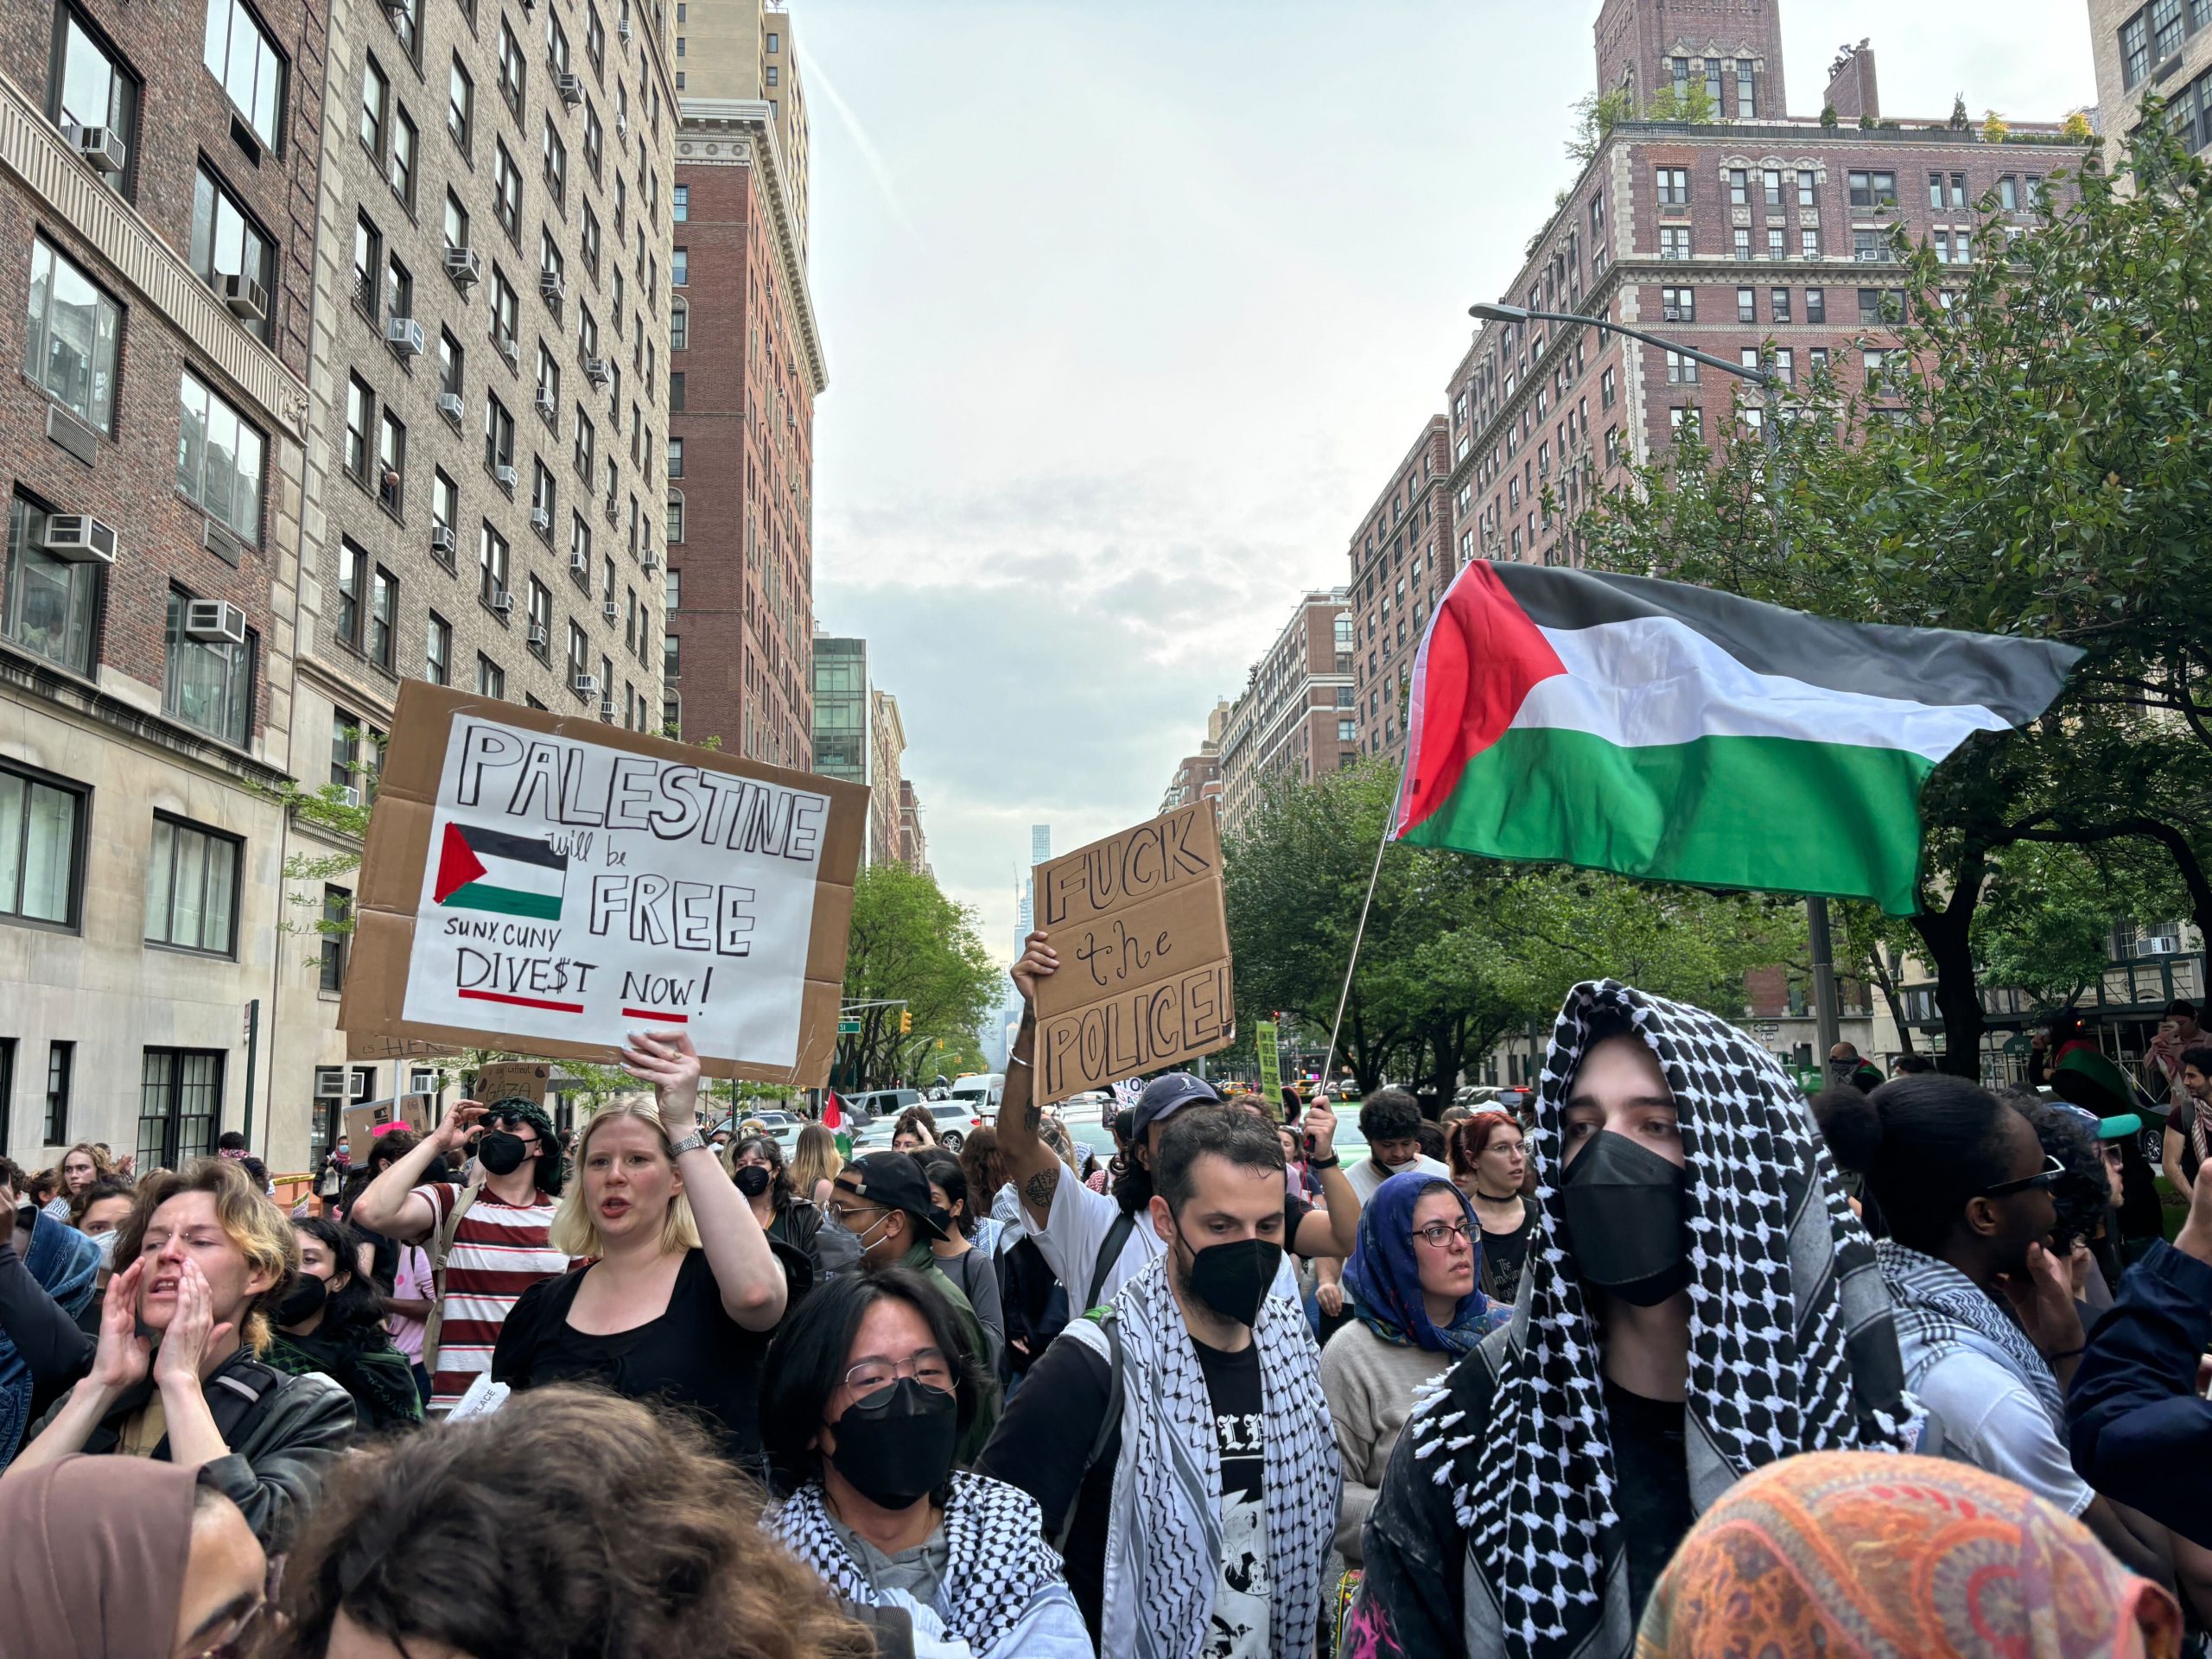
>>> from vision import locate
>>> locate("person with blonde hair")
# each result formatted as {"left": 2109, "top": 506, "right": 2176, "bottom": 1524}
{"left": 7, "top": 1159, "right": 353, "bottom": 1548}
{"left": 493, "top": 1031, "right": 788, "bottom": 1462}
{"left": 41, "top": 1142, "right": 116, "bottom": 1221}
{"left": 791, "top": 1122, "right": 844, "bottom": 1211}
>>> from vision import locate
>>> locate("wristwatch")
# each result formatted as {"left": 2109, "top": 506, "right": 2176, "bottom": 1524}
{"left": 668, "top": 1130, "right": 709, "bottom": 1157}
{"left": 1307, "top": 1153, "right": 1340, "bottom": 1169}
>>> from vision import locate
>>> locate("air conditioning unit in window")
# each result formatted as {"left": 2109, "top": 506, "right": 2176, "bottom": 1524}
{"left": 601, "top": 599, "right": 618, "bottom": 620}
{"left": 437, "top": 391, "right": 464, "bottom": 423}
{"left": 68, "top": 124, "right": 127, "bottom": 175}
{"left": 531, "top": 505, "right": 552, "bottom": 533}
{"left": 492, "top": 588, "right": 515, "bottom": 613}
{"left": 558, "top": 73, "right": 584, "bottom": 105}
{"left": 528, "top": 620, "right": 549, "bottom": 648}
{"left": 641, "top": 548, "right": 661, "bottom": 572}
{"left": 540, "top": 270, "right": 566, "bottom": 302}
{"left": 572, "top": 671, "right": 600, "bottom": 695}
{"left": 599, "top": 696, "right": 616, "bottom": 718}
{"left": 617, "top": 112, "right": 630, "bottom": 137}
{"left": 617, "top": 16, "right": 632, "bottom": 41}
{"left": 40, "top": 513, "right": 118, "bottom": 564}
{"left": 335, "top": 785, "right": 362, "bottom": 809}
{"left": 443, "top": 245, "right": 482, "bottom": 285}
{"left": 569, "top": 549, "right": 589, "bottom": 575}
{"left": 2141, "top": 933, "right": 2183, "bottom": 957}
{"left": 535, "top": 387, "right": 556, "bottom": 417}
{"left": 314, "top": 1070, "right": 349, "bottom": 1100}
{"left": 496, "top": 463, "right": 518, "bottom": 490}
{"left": 220, "top": 273, "right": 268, "bottom": 323}
{"left": 184, "top": 599, "right": 247, "bottom": 645}
{"left": 385, "top": 315, "right": 425, "bottom": 357}
{"left": 584, "top": 356, "right": 610, "bottom": 385}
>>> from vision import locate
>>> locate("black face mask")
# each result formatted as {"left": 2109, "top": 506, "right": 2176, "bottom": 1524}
{"left": 276, "top": 1273, "right": 328, "bottom": 1325}
{"left": 1174, "top": 1229, "right": 1281, "bottom": 1329}
{"left": 825, "top": 1377, "right": 958, "bottom": 1510}
{"left": 477, "top": 1130, "right": 531, "bottom": 1176}
{"left": 733, "top": 1165, "right": 773, "bottom": 1198}
{"left": 1560, "top": 1129, "right": 1692, "bottom": 1306}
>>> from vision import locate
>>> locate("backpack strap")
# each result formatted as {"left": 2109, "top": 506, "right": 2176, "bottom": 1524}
{"left": 1084, "top": 1211, "right": 1137, "bottom": 1314}
{"left": 1052, "top": 1307, "right": 1125, "bottom": 1554}
{"left": 154, "top": 1357, "right": 290, "bottom": 1460}
{"left": 419, "top": 1179, "right": 486, "bottom": 1382}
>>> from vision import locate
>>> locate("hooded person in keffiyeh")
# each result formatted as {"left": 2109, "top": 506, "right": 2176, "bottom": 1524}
{"left": 1345, "top": 980, "right": 1916, "bottom": 1659}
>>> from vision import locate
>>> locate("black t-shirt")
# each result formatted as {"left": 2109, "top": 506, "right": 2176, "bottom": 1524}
{"left": 974, "top": 1323, "right": 1274, "bottom": 1647}
{"left": 1284, "top": 1193, "right": 1313, "bottom": 1255}
{"left": 1602, "top": 1377, "right": 1693, "bottom": 1627}
{"left": 1195, "top": 1336, "right": 1270, "bottom": 1659}
{"left": 492, "top": 1249, "right": 772, "bottom": 1460}
{"left": 1480, "top": 1205, "right": 1535, "bottom": 1305}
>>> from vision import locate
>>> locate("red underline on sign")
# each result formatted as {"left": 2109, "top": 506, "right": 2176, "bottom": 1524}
{"left": 460, "top": 988, "right": 586, "bottom": 1014}
{"left": 622, "top": 1007, "right": 690, "bottom": 1023}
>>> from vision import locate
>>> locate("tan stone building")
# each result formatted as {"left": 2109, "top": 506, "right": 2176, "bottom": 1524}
{"left": 2088, "top": 0, "right": 2211, "bottom": 170}
{"left": 868, "top": 686, "right": 904, "bottom": 869}
{"left": 669, "top": 2, "right": 807, "bottom": 260}
{"left": 1217, "top": 591, "right": 1355, "bottom": 842}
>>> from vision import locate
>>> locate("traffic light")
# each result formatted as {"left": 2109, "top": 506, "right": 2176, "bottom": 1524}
{"left": 899, "top": 1008, "right": 912, "bottom": 1034}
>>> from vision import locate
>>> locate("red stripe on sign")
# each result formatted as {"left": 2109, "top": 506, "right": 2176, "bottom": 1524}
{"left": 622, "top": 1007, "right": 690, "bottom": 1023}
{"left": 459, "top": 988, "right": 585, "bottom": 1014}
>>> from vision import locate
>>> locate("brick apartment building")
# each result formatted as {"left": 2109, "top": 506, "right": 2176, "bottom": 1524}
{"left": 1217, "top": 589, "right": 1355, "bottom": 842}
{"left": 0, "top": 0, "right": 328, "bottom": 1166}
{"left": 1159, "top": 696, "right": 1228, "bottom": 816}
{"left": 1347, "top": 416, "right": 1453, "bottom": 756}
{"left": 1349, "top": 2, "right": 2088, "bottom": 764}
{"left": 664, "top": 89, "right": 821, "bottom": 765}
{"left": 898, "top": 777, "right": 931, "bottom": 877}
{"left": 2089, "top": 0, "right": 2212, "bottom": 168}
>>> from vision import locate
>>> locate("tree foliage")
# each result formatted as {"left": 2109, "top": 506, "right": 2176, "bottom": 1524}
{"left": 836, "top": 862, "right": 1000, "bottom": 1090}
{"left": 1579, "top": 117, "right": 2212, "bottom": 1071}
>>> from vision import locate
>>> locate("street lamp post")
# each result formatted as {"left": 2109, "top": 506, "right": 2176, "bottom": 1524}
{"left": 1469, "top": 301, "right": 1843, "bottom": 1065}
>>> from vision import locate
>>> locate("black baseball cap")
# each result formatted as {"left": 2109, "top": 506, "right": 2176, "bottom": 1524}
{"left": 835, "top": 1152, "right": 949, "bottom": 1240}
{"left": 1129, "top": 1073, "right": 1221, "bottom": 1142}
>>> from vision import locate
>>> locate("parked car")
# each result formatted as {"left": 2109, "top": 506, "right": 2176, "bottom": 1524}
{"left": 1064, "top": 1089, "right": 1113, "bottom": 1128}
{"left": 847, "top": 1087, "right": 922, "bottom": 1125}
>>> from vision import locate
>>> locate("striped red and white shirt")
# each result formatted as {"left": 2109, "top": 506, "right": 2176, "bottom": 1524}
{"left": 418, "top": 1181, "right": 569, "bottom": 1412}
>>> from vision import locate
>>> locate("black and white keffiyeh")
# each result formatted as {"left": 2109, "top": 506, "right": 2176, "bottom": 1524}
{"left": 769, "top": 1471, "right": 1074, "bottom": 1656}
{"left": 1399, "top": 979, "right": 1916, "bottom": 1659}
{"left": 1878, "top": 1239, "right": 2067, "bottom": 1430}
{"left": 1061, "top": 1254, "right": 1339, "bottom": 1659}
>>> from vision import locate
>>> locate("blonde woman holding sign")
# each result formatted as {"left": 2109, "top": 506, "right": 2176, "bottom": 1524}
{"left": 493, "top": 1031, "right": 789, "bottom": 1464}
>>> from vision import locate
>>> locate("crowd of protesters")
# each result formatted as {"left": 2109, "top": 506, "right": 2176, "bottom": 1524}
{"left": 2, "top": 962, "right": 2209, "bottom": 1659}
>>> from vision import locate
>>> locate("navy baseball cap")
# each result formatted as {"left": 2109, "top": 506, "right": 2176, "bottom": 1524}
{"left": 1128, "top": 1073, "right": 1222, "bottom": 1142}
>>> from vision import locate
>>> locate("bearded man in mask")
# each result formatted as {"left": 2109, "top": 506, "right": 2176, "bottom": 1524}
{"left": 976, "top": 1105, "right": 1338, "bottom": 1657}
{"left": 1345, "top": 982, "right": 1916, "bottom": 1659}
{"left": 350, "top": 1095, "right": 572, "bottom": 1415}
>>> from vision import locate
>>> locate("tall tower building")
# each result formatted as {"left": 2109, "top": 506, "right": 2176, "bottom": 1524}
{"left": 672, "top": 3, "right": 809, "bottom": 264}
{"left": 1015, "top": 824, "right": 1050, "bottom": 953}
{"left": 1593, "top": 0, "right": 1787, "bottom": 117}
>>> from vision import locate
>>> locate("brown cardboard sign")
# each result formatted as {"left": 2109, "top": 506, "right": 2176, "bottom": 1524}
{"left": 340, "top": 682, "right": 868, "bottom": 1085}
{"left": 1030, "top": 803, "right": 1234, "bottom": 1104}
{"left": 472, "top": 1061, "right": 552, "bottom": 1107}
{"left": 344, "top": 1031, "right": 458, "bottom": 1062}
{"left": 341, "top": 1094, "right": 433, "bottom": 1150}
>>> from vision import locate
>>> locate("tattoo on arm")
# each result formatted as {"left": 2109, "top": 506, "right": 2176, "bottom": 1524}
{"left": 1024, "top": 1103, "right": 1041, "bottom": 1135}
{"left": 1023, "top": 1166, "right": 1061, "bottom": 1211}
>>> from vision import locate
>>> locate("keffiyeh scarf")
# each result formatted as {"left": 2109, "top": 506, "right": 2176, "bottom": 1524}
{"left": 770, "top": 1471, "right": 1074, "bottom": 1658}
{"left": 1377, "top": 980, "right": 1916, "bottom": 1659}
{"left": 1877, "top": 1239, "right": 2067, "bottom": 1431}
{"left": 1342, "top": 1172, "right": 1512, "bottom": 1355}
{"left": 1063, "top": 1255, "right": 1338, "bottom": 1659}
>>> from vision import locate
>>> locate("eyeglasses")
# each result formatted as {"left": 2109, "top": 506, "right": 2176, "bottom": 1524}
{"left": 1413, "top": 1219, "right": 1474, "bottom": 1250}
{"left": 1980, "top": 1153, "right": 2066, "bottom": 1198}
{"left": 183, "top": 1599, "right": 264, "bottom": 1659}
{"left": 843, "top": 1348, "right": 957, "bottom": 1398}
{"left": 823, "top": 1199, "right": 882, "bottom": 1229}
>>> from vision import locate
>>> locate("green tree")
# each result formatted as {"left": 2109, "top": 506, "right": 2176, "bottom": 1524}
{"left": 1949, "top": 92, "right": 1971, "bottom": 131}
{"left": 836, "top": 863, "right": 1000, "bottom": 1090}
{"left": 1580, "top": 118, "right": 2212, "bottom": 1071}
{"left": 1821, "top": 103, "right": 1840, "bottom": 131}
{"left": 1645, "top": 82, "right": 1718, "bottom": 124}
{"left": 1565, "top": 87, "right": 1635, "bottom": 165}
{"left": 1971, "top": 841, "right": 2185, "bottom": 1007}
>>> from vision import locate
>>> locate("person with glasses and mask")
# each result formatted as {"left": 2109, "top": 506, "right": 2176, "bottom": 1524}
{"left": 348, "top": 1095, "right": 571, "bottom": 1416}
{"left": 1821, "top": 1072, "right": 2172, "bottom": 1584}
{"left": 0, "top": 1456, "right": 267, "bottom": 1659}
{"left": 760, "top": 1268, "right": 1091, "bottom": 1659}
{"left": 976, "top": 1105, "right": 1339, "bottom": 1659}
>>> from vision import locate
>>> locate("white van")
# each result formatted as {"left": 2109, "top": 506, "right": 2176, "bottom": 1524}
{"left": 949, "top": 1072, "right": 1004, "bottom": 1113}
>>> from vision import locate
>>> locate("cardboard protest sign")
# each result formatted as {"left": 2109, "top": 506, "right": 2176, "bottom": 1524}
{"left": 1029, "top": 803, "right": 1234, "bottom": 1105}
{"left": 1255, "top": 1020, "right": 1281, "bottom": 1113}
{"left": 472, "top": 1061, "right": 551, "bottom": 1107}
{"left": 340, "top": 683, "right": 868, "bottom": 1084}
{"left": 342, "top": 1093, "right": 432, "bottom": 1149}
{"left": 345, "top": 1031, "right": 457, "bottom": 1062}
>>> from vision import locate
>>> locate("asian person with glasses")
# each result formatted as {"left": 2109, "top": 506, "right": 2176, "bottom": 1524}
{"left": 757, "top": 1268, "right": 1090, "bottom": 1658}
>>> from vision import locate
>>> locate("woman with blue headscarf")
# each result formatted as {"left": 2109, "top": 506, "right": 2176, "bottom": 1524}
{"left": 1322, "top": 1172, "right": 1511, "bottom": 1581}
{"left": 0, "top": 1163, "right": 103, "bottom": 1466}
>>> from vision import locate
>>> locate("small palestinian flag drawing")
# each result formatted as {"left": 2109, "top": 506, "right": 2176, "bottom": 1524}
{"left": 1395, "top": 562, "right": 2082, "bottom": 916}
{"left": 433, "top": 823, "right": 567, "bottom": 920}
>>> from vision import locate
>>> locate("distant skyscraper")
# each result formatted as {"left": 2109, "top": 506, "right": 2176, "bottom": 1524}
{"left": 1014, "top": 823, "right": 1051, "bottom": 954}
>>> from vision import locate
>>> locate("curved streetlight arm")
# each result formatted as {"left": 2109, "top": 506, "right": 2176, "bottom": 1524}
{"left": 1471, "top": 302, "right": 1781, "bottom": 389}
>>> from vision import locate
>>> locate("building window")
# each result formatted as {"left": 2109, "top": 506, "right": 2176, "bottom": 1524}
{"left": 664, "top": 568, "right": 680, "bottom": 609}
{"left": 1809, "top": 346, "right": 1830, "bottom": 376}
{"left": 672, "top": 182, "right": 687, "bottom": 221}
{"left": 669, "top": 371, "right": 684, "bottom": 410}
{"left": 370, "top": 566, "right": 396, "bottom": 668}
{"left": 1661, "top": 285, "right": 1694, "bottom": 321}
{"left": 527, "top": 576, "right": 552, "bottom": 653}
{"left": 1847, "top": 170, "right": 1897, "bottom": 208}
{"left": 491, "top": 269, "right": 519, "bottom": 359}
{"left": 1928, "top": 170, "right": 1945, "bottom": 209}
{"left": 498, "top": 17, "right": 524, "bottom": 115}
{"left": 343, "top": 376, "right": 372, "bottom": 481}
{"left": 189, "top": 165, "right": 275, "bottom": 343}
{"left": 1659, "top": 226, "right": 1691, "bottom": 259}
{"left": 48, "top": 9, "right": 141, "bottom": 194}
{"left": 1932, "top": 229, "right": 1951, "bottom": 264}
{"left": 1655, "top": 168, "right": 1688, "bottom": 207}
{"left": 476, "top": 653, "right": 505, "bottom": 697}
{"left": 1736, "top": 60, "right": 1755, "bottom": 118}
{"left": 479, "top": 521, "right": 509, "bottom": 604}
{"left": 145, "top": 813, "right": 239, "bottom": 954}
{"left": 493, "top": 143, "right": 522, "bottom": 240}
{"left": 43, "top": 1040, "right": 73, "bottom": 1143}
{"left": 23, "top": 238, "right": 119, "bottom": 433}
{"left": 4, "top": 494, "right": 99, "bottom": 675}
{"left": 484, "top": 393, "right": 514, "bottom": 477}
{"left": 175, "top": 371, "right": 264, "bottom": 543}
{"left": 1732, "top": 228, "right": 1751, "bottom": 261}
{"left": 1948, "top": 172, "right": 1967, "bottom": 209}
{"left": 390, "top": 106, "right": 416, "bottom": 207}
{"left": 378, "top": 410, "right": 406, "bottom": 512}
{"left": 359, "top": 55, "right": 387, "bottom": 160}
{"left": 0, "top": 759, "right": 84, "bottom": 928}
{"left": 1728, "top": 168, "right": 1748, "bottom": 207}
{"left": 335, "top": 538, "right": 363, "bottom": 645}
{"left": 202, "top": 0, "right": 285, "bottom": 149}
{"left": 568, "top": 620, "right": 588, "bottom": 681}
{"left": 1666, "top": 351, "right": 1699, "bottom": 385}
{"left": 666, "top": 435, "right": 683, "bottom": 477}
{"left": 1857, "top": 286, "right": 1904, "bottom": 323}
{"left": 1852, "top": 228, "right": 1888, "bottom": 262}
{"left": 319, "top": 887, "right": 350, "bottom": 992}
{"left": 1763, "top": 168, "right": 1782, "bottom": 207}
{"left": 1800, "top": 227, "right": 1820, "bottom": 259}
{"left": 670, "top": 300, "right": 687, "bottom": 352}
{"left": 1765, "top": 227, "right": 1784, "bottom": 260}
{"left": 671, "top": 246, "right": 687, "bottom": 285}
{"left": 1770, "top": 286, "right": 1791, "bottom": 322}
{"left": 1735, "top": 286, "right": 1756, "bottom": 323}
{"left": 1805, "top": 287, "right": 1827, "bottom": 323}
{"left": 665, "top": 494, "right": 683, "bottom": 543}
{"left": 137, "top": 1049, "right": 222, "bottom": 1173}
{"left": 163, "top": 588, "right": 253, "bottom": 745}
{"left": 1954, "top": 228, "right": 1974, "bottom": 264}
{"left": 1599, "top": 365, "right": 1615, "bottom": 408}
{"left": 664, "top": 632, "right": 679, "bottom": 680}
{"left": 543, "top": 117, "right": 567, "bottom": 203}
{"left": 448, "top": 54, "right": 473, "bottom": 148}
{"left": 425, "top": 611, "right": 451, "bottom": 682}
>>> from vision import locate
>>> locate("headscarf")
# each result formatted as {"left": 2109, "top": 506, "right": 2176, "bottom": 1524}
{"left": 0, "top": 1217, "right": 101, "bottom": 1465}
{"left": 0, "top": 1453, "right": 202, "bottom": 1657}
{"left": 1354, "top": 980, "right": 1916, "bottom": 1659}
{"left": 1634, "top": 1452, "right": 2183, "bottom": 1659}
{"left": 1341, "top": 1171, "right": 1510, "bottom": 1355}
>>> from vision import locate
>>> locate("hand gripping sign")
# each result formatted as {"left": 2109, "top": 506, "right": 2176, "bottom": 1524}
{"left": 340, "top": 683, "right": 868, "bottom": 1084}
{"left": 1028, "top": 803, "right": 1235, "bottom": 1106}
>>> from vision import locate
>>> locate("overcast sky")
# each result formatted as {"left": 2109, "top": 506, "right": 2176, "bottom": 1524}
{"left": 795, "top": 0, "right": 2096, "bottom": 961}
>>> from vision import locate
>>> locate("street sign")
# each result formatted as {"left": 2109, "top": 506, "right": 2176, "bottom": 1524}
{"left": 2003, "top": 1033, "right": 2031, "bottom": 1058}
{"left": 837, "top": 1018, "right": 861, "bottom": 1034}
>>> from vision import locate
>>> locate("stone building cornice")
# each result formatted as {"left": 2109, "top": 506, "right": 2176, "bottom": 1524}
{"left": 676, "top": 99, "right": 827, "bottom": 394}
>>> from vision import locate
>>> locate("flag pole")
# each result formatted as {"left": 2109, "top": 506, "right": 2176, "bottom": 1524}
{"left": 1319, "top": 765, "right": 1405, "bottom": 1096}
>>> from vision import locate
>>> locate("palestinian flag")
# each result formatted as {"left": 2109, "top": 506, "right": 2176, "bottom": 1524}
{"left": 1395, "top": 563, "right": 2082, "bottom": 915}
{"left": 2049, "top": 1040, "right": 2153, "bottom": 1120}
{"left": 433, "top": 823, "right": 568, "bottom": 920}
{"left": 822, "top": 1089, "right": 852, "bottom": 1158}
